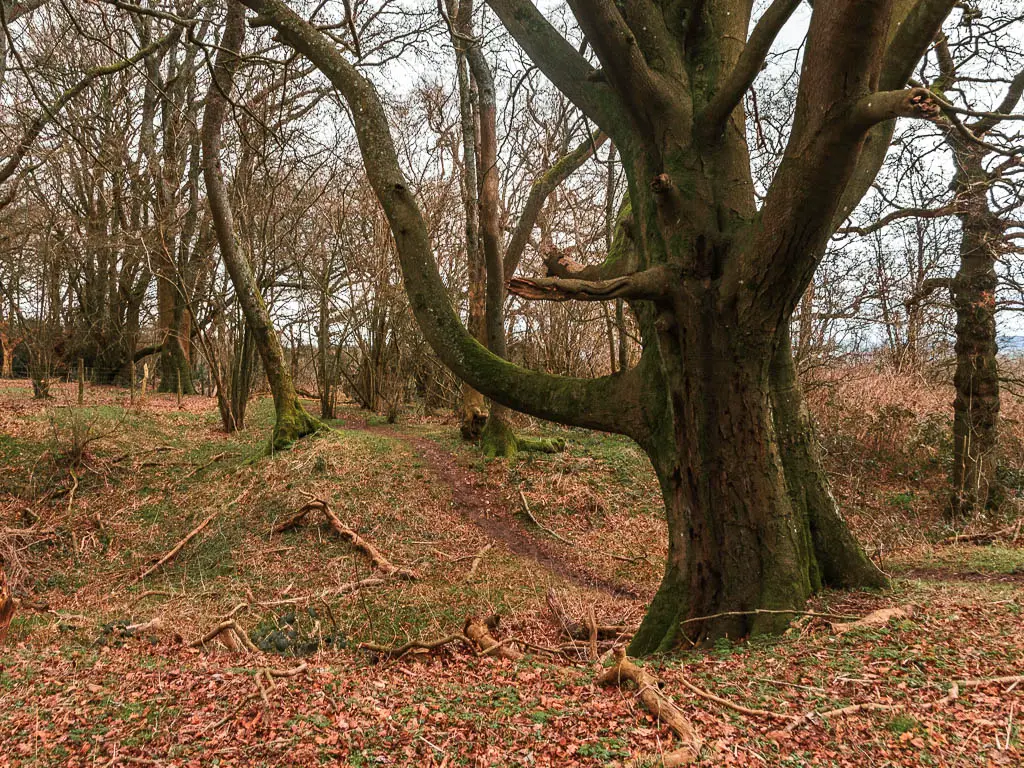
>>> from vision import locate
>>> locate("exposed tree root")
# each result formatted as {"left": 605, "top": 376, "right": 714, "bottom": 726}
{"left": 480, "top": 416, "right": 566, "bottom": 459}
{"left": 133, "top": 511, "right": 217, "bottom": 583}
{"left": 596, "top": 647, "right": 701, "bottom": 763}
{"left": 276, "top": 496, "right": 416, "bottom": 580}
{"left": 676, "top": 678, "right": 796, "bottom": 723}
{"left": 463, "top": 615, "right": 523, "bottom": 661}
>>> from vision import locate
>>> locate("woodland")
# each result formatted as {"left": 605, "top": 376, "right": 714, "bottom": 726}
{"left": 0, "top": 0, "right": 1023, "bottom": 765}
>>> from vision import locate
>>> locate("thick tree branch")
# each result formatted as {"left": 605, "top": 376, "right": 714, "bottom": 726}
{"left": 970, "top": 68, "right": 1024, "bottom": 136}
{"left": 851, "top": 87, "right": 941, "bottom": 128}
{"left": 905, "top": 276, "right": 953, "bottom": 307}
{"left": 699, "top": 0, "right": 802, "bottom": 138}
{"left": 239, "top": 0, "right": 646, "bottom": 439}
{"left": 563, "top": 0, "right": 689, "bottom": 143}
{"left": 746, "top": 0, "right": 898, "bottom": 322}
{"left": 834, "top": 0, "right": 956, "bottom": 225}
{"left": 508, "top": 265, "right": 674, "bottom": 303}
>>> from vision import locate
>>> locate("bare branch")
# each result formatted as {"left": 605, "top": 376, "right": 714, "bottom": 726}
{"left": 483, "top": 0, "right": 623, "bottom": 132}
{"left": 837, "top": 203, "right": 957, "bottom": 236}
{"left": 504, "top": 131, "right": 606, "bottom": 278}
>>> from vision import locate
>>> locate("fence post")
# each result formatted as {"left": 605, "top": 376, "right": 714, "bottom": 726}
{"left": 77, "top": 358, "right": 84, "bottom": 405}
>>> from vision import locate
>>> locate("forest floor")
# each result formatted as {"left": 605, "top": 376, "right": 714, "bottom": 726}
{"left": 0, "top": 374, "right": 1022, "bottom": 767}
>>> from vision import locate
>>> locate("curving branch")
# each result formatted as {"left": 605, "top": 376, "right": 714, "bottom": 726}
{"left": 508, "top": 265, "right": 674, "bottom": 303}
{"left": 970, "top": 68, "right": 1024, "bottom": 136}
{"left": 699, "top": 0, "right": 802, "bottom": 138}
{"left": 749, "top": 0, "right": 953, "bottom": 322}
{"left": 835, "top": 0, "right": 957, "bottom": 226}
{"left": 837, "top": 203, "right": 958, "bottom": 236}
{"left": 239, "top": 0, "right": 646, "bottom": 439}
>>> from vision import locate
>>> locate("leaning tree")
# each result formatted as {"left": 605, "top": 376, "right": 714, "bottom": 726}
{"left": 234, "top": 0, "right": 962, "bottom": 653}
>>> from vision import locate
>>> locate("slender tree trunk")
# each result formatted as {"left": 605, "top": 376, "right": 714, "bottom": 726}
{"left": 157, "top": 281, "right": 195, "bottom": 394}
{"left": 200, "top": 0, "right": 322, "bottom": 450}
{"left": 449, "top": 5, "right": 488, "bottom": 441}
{"left": 317, "top": 287, "right": 335, "bottom": 420}
{"left": 949, "top": 145, "right": 1002, "bottom": 518}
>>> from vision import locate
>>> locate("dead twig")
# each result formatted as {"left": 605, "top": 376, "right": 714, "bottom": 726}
{"left": 282, "top": 496, "right": 417, "bottom": 580}
{"left": 133, "top": 511, "right": 217, "bottom": 583}
{"left": 938, "top": 518, "right": 1023, "bottom": 546}
{"left": 359, "top": 634, "right": 470, "bottom": 660}
{"left": 518, "top": 490, "right": 573, "bottom": 545}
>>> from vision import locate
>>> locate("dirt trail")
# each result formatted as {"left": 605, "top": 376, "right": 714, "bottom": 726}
{"left": 336, "top": 414, "right": 640, "bottom": 598}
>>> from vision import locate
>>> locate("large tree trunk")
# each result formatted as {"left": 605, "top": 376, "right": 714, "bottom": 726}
{"left": 630, "top": 324, "right": 812, "bottom": 653}
{"left": 771, "top": 330, "right": 887, "bottom": 590}
{"left": 631, "top": 328, "right": 885, "bottom": 655}
{"left": 240, "top": 0, "right": 949, "bottom": 654}
{"left": 200, "top": 0, "right": 322, "bottom": 451}
{"left": 949, "top": 145, "right": 1002, "bottom": 518}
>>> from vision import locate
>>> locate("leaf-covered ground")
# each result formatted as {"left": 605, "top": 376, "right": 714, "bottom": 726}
{"left": 1, "top": 377, "right": 1022, "bottom": 766}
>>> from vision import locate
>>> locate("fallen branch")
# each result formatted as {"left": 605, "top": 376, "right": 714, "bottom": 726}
{"left": 518, "top": 491, "right": 573, "bottom": 545}
{"left": 677, "top": 678, "right": 795, "bottom": 722}
{"left": 282, "top": 497, "right": 416, "bottom": 580}
{"left": 677, "top": 607, "right": 863, "bottom": 628}
{"left": 597, "top": 647, "right": 701, "bottom": 762}
{"left": 134, "top": 511, "right": 217, "bottom": 583}
{"left": 265, "top": 661, "right": 308, "bottom": 678}
{"left": 189, "top": 619, "right": 258, "bottom": 653}
{"left": 830, "top": 605, "right": 916, "bottom": 634}
{"left": 546, "top": 588, "right": 632, "bottom": 641}
{"left": 785, "top": 701, "right": 897, "bottom": 732}
{"left": 359, "top": 634, "right": 470, "bottom": 660}
{"left": 938, "top": 518, "right": 1023, "bottom": 546}
{"left": 786, "top": 675, "right": 1024, "bottom": 732}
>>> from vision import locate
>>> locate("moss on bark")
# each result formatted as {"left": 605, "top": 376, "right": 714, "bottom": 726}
{"left": 270, "top": 399, "right": 325, "bottom": 453}
{"left": 480, "top": 412, "right": 566, "bottom": 459}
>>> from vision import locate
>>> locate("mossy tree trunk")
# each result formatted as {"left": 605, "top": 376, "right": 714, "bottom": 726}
{"left": 200, "top": 1, "right": 322, "bottom": 451}
{"left": 948, "top": 142, "right": 1002, "bottom": 519}
{"left": 243, "top": 0, "right": 951, "bottom": 649}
